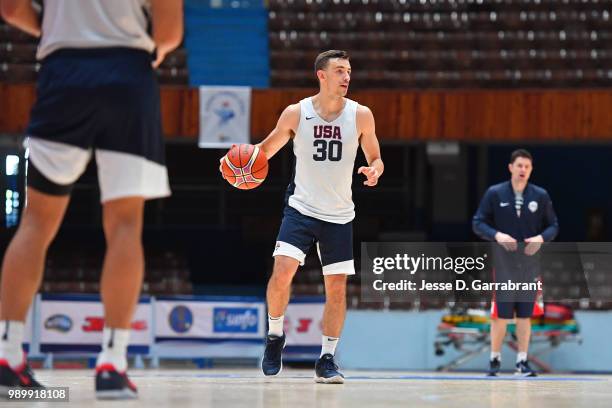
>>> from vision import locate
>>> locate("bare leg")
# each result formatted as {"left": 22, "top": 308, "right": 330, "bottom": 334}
{"left": 515, "top": 317, "right": 531, "bottom": 354}
{"left": 490, "top": 318, "right": 510, "bottom": 353}
{"left": 321, "top": 274, "right": 347, "bottom": 338}
{"left": 100, "top": 197, "right": 145, "bottom": 328}
{"left": 266, "top": 255, "right": 300, "bottom": 318}
{"left": 0, "top": 188, "right": 70, "bottom": 320}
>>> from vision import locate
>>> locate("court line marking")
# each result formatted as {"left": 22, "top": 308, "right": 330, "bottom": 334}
{"left": 126, "top": 373, "right": 606, "bottom": 382}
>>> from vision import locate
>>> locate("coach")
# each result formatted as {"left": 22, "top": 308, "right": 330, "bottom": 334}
{"left": 473, "top": 149, "right": 558, "bottom": 377}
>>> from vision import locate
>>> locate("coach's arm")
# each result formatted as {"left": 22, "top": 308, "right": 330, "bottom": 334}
{"left": 539, "top": 191, "right": 559, "bottom": 242}
{"left": 472, "top": 188, "right": 500, "bottom": 242}
{"left": 0, "top": 0, "right": 41, "bottom": 37}
{"left": 357, "top": 105, "right": 383, "bottom": 187}
{"left": 151, "top": 0, "right": 184, "bottom": 68}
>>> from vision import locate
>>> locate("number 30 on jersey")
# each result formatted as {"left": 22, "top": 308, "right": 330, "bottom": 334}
{"left": 312, "top": 125, "right": 343, "bottom": 161}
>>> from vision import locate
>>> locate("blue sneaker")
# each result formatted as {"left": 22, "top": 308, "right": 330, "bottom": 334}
{"left": 487, "top": 357, "right": 501, "bottom": 377}
{"left": 314, "top": 354, "right": 344, "bottom": 384}
{"left": 261, "top": 334, "right": 285, "bottom": 376}
{"left": 515, "top": 360, "right": 537, "bottom": 377}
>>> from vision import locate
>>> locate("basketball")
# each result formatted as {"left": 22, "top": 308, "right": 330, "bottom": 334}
{"left": 221, "top": 144, "right": 268, "bottom": 190}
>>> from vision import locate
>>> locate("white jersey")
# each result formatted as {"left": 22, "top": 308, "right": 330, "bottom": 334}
{"left": 37, "top": 0, "right": 155, "bottom": 59}
{"left": 287, "top": 97, "right": 360, "bottom": 224}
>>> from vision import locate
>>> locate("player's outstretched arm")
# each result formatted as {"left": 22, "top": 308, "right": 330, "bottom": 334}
{"left": 0, "top": 0, "right": 41, "bottom": 37}
{"left": 257, "top": 103, "right": 300, "bottom": 160}
{"left": 357, "top": 105, "right": 384, "bottom": 187}
{"left": 151, "top": 0, "right": 184, "bottom": 68}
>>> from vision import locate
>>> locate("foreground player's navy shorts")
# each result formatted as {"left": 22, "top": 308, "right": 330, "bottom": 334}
{"left": 26, "top": 47, "right": 170, "bottom": 202}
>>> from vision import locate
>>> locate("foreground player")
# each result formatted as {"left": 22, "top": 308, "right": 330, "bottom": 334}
{"left": 473, "top": 149, "right": 559, "bottom": 377}
{"left": 258, "top": 50, "right": 382, "bottom": 383}
{"left": 0, "top": 0, "right": 182, "bottom": 399}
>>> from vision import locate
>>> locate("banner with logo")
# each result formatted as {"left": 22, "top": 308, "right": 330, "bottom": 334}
{"left": 199, "top": 86, "right": 251, "bottom": 148}
{"left": 284, "top": 300, "right": 325, "bottom": 347}
{"left": 155, "top": 299, "right": 265, "bottom": 340}
{"left": 39, "top": 296, "right": 151, "bottom": 348}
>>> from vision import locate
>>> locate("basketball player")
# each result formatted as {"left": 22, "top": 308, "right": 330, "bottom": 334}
{"left": 473, "top": 149, "right": 558, "bottom": 377}
{"left": 246, "top": 50, "right": 382, "bottom": 383}
{"left": 0, "top": 0, "right": 183, "bottom": 399}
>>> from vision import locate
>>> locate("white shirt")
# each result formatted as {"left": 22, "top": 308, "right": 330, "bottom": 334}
{"left": 288, "top": 97, "right": 360, "bottom": 224}
{"left": 37, "top": 0, "right": 155, "bottom": 59}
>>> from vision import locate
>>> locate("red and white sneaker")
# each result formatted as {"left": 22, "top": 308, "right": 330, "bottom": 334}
{"left": 95, "top": 364, "right": 138, "bottom": 400}
{"left": 0, "top": 358, "right": 44, "bottom": 397}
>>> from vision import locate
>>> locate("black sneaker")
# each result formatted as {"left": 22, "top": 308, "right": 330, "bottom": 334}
{"left": 0, "top": 358, "right": 44, "bottom": 397}
{"left": 314, "top": 353, "right": 344, "bottom": 384}
{"left": 95, "top": 364, "right": 138, "bottom": 400}
{"left": 261, "top": 334, "right": 285, "bottom": 376}
{"left": 515, "top": 360, "right": 537, "bottom": 377}
{"left": 487, "top": 357, "right": 501, "bottom": 377}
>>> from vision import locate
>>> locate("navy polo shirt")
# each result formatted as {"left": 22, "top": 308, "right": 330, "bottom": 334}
{"left": 473, "top": 181, "right": 559, "bottom": 242}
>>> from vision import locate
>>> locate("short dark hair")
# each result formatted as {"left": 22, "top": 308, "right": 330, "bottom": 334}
{"left": 510, "top": 148, "right": 533, "bottom": 164}
{"left": 314, "top": 50, "right": 350, "bottom": 75}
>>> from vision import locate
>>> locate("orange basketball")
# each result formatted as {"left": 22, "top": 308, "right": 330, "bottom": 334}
{"left": 221, "top": 144, "right": 268, "bottom": 190}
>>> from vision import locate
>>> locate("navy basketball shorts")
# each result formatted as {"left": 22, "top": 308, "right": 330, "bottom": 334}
{"left": 491, "top": 259, "right": 538, "bottom": 319}
{"left": 272, "top": 206, "right": 355, "bottom": 276}
{"left": 493, "top": 300, "right": 537, "bottom": 319}
{"left": 25, "top": 47, "right": 170, "bottom": 202}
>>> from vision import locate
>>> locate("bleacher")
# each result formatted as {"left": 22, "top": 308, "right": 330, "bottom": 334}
{"left": 268, "top": 0, "right": 612, "bottom": 88}
{"left": 40, "top": 249, "right": 192, "bottom": 295}
{"left": 0, "top": 18, "right": 189, "bottom": 85}
{"left": 4, "top": 1, "right": 612, "bottom": 88}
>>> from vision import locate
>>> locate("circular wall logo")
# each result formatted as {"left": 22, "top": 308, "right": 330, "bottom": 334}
{"left": 168, "top": 305, "right": 193, "bottom": 334}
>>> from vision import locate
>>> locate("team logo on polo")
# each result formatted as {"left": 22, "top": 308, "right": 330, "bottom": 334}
{"left": 213, "top": 307, "right": 259, "bottom": 333}
{"left": 528, "top": 201, "right": 538, "bottom": 213}
{"left": 169, "top": 305, "right": 193, "bottom": 334}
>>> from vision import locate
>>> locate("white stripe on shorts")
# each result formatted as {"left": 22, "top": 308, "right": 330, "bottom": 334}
{"left": 26, "top": 137, "right": 91, "bottom": 185}
{"left": 322, "top": 260, "right": 355, "bottom": 276}
{"left": 95, "top": 149, "right": 170, "bottom": 202}
{"left": 272, "top": 241, "right": 306, "bottom": 266}
{"left": 25, "top": 137, "right": 170, "bottom": 202}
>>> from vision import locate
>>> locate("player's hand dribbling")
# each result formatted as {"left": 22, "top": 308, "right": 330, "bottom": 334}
{"left": 358, "top": 166, "right": 379, "bottom": 187}
{"left": 219, "top": 144, "right": 239, "bottom": 180}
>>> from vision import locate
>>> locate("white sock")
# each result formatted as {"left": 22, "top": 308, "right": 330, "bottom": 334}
{"left": 0, "top": 320, "right": 25, "bottom": 369}
{"left": 490, "top": 351, "right": 501, "bottom": 361}
{"left": 96, "top": 327, "right": 130, "bottom": 372}
{"left": 517, "top": 352, "right": 528, "bottom": 363}
{"left": 320, "top": 335, "right": 339, "bottom": 357}
{"left": 267, "top": 314, "right": 284, "bottom": 337}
